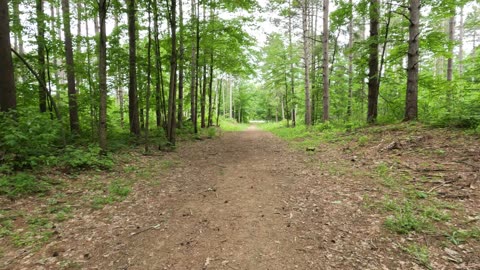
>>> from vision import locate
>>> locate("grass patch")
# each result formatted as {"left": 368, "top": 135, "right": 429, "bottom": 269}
{"left": 90, "top": 179, "right": 132, "bottom": 210}
{"left": 0, "top": 173, "right": 52, "bottom": 198}
{"left": 402, "top": 244, "right": 432, "bottom": 269}
{"left": 446, "top": 227, "right": 480, "bottom": 245}
{"left": 218, "top": 118, "right": 249, "bottom": 132}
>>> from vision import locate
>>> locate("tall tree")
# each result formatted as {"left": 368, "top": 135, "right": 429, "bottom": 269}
{"left": 62, "top": 0, "right": 81, "bottom": 133}
{"left": 347, "top": 0, "right": 353, "bottom": 118}
{"left": 367, "top": 0, "right": 379, "bottom": 123}
{"left": 145, "top": 0, "right": 153, "bottom": 152}
{"left": 302, "top": 0, "right": 312, "bottom": 126}
{"left": 446, "top": 15, "right": 455, "bottom": 108}
{"left": 127, "top": 0, "right": 141, "bottom": 136}
{"left": 322, "top": 0, "right": 330, "bottom": 122}
{"left": 404, "top": 0, "right": 420, "bottom": 121}
{"left": 0, "top": 0, "right": 16, "bottom": 112}
{"left": 98, "top": 0, "right": 108, "bottom": 152}
{"left": 177, "top": 0, "right": 185, "bottom": 128}
{"left": 167, "top": 0, "right": 178, "bottom": 144}
{"left": 36, "top": 0, "right": 47, "bottom": 113}
{"left": 288, "top": 0, "right": 296, "bottom": 127}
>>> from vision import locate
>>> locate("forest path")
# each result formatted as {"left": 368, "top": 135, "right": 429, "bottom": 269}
{"left": 76, "top": 126, "right": 405, "bottom": 270}
{"left": 11, "top": 126, "right": 432, "bottom": 270}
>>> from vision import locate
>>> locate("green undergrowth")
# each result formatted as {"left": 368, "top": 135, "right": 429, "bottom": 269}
{"left": 218, "top": 118, "right": 249, "bottom": 132}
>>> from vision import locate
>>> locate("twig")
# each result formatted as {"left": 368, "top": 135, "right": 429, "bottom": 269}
{"left": 129, "top": 223, "right": 162, "bottom": 237}
{"left": 428, "top": 181, "right": 452, "bottom": 193}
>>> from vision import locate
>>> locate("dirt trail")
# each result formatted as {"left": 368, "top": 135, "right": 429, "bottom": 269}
{"left": 8, "top": 126, "right": 478, "bottom": 269}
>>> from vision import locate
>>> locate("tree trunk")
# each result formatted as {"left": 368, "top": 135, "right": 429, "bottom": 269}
{"left": 98, "top": 0, "right": 108, "bottom": 152}
{"left": 367, "top": 0, "right": 379, "bottom": 123}
{"left": 189, "top": 0, "right": 197, "bottom": 132}
{"left": 288, "top": 0, "right": 296, "bottom": 127}
{"left": 446, "top": 15, "right": 455, "bottom": 109}
{"left": 166, "top": 0, "right": 177, "bottom": 145}
{"left": 207, "top": 54, "right": 214, "bottom": 127}
{"left": 127, "top": 0, "right": 140, "bottom": 136}
{"left": 62, "top": 0, "right": 81, "bottom": 134}
{"left": 153, "top": 0, "right": 165, "bottom": 128}
{"left": 322, "top": 0, "right": 329, "bottom": 122}
{"left": 404, "top": 0, "right": 420, "bottom": 121}
{"left": 76, "top": 0, "right": 82, "bottom": 53}
{"left": 0, "top": 0, "right": 16, "bottom": 112}
{"left": 201, "top": 60, "right": 207, "bottom": 128}
{"left": 302, "top": 0, "right": 312, "bottom": 126}
{"left": 145, "top": 0, "right": 152, "bottom": 152}
{"left": 347, "top": 0, "right": 353, "bottom": 118}
{"left": 177, "top": 0, "right": 185, "bottom": 128}
{"left": 36, "top": 0, "right": 47, "bottom": 113}
{"left": 458, "top": 7, "right": 464, "bottom": 76}
{"left": 216, "top": 79, "right": 222, "bottom": 126}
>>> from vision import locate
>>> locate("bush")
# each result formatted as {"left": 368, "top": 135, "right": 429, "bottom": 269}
{"left": 0, "top": 110, "right": 62, "bottom": 171}
{"left": 60, "top": 145, "right": 114, "bottom": 170}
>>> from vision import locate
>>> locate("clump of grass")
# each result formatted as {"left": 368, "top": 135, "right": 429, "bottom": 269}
{"left": 384, "top": 200, "right": 431, "bottom": 234}
{"left": 402, "top": 244, "right": 432, "bottom": 269}
{"left": 357, "top": 135, "right": 370, "bottom": 146}
{"left": 90, "top": 179, "right": 131, "bottom": 210}
{"left": 446, "top": 227, "right": 480, "bottom": 245}
{"left": 206, "top": 127, "right": 217, "bottom": 138}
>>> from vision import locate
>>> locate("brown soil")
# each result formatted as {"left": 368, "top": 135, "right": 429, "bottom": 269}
{"left": 1, "top": 125, "right": 479, "bottom": 269}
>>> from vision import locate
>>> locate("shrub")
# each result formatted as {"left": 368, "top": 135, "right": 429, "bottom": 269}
{"left": 60, "top": 145, "right": 114, "bottom": 170}
{"left": 0, "top": 110, "right": 61, "bottom": 171}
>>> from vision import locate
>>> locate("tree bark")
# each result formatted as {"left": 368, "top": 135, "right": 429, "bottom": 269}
{"left": 322, "top": 0, "right": 329, "bottom": 122}
{"left": 302, "top": 0, "right": 312, "bottom": 126}
{"left": 153, "top": 0, "right": 165, "bottom": 128}
{"left": 36, "top": 0, "right": 47, "bottom": 113}
{"left": 127, "top": 0, "right": 141, "bottom": 136}
{"left": 404, "top": 0, "right": 420, "bottom": 121}
{"left": 288, "top": 0, "right": 296, "bottom": 127}
{"left": 62, "top": 0, "right": 81, "bottom": 134}
{"left": 98, "top": 0, "right": 108, "bottom": 152}
{"left": 347, "top": 0, "right": 353, "bottom": 118}
{"left": 145, "top": 0, "right": 152, "bottom": 153}
{"left": 0, "top": 0, "right": 16, "bottom": 112}
{"left": 367, "top": 0, "right": 379, "bottom": 123}
{"left": 458, "top": 7, "right": 464, "bottom": 76}
{"left": 446, "top": 15, "right": 455, "bottom": 109}
{"left": 167, "top": 0, "right": 177, "bottom": 145}
{"left": 177, "top": 0, "right": 185, "bottom": 128}
{"left": 207, "top": 54, "right": 214, "bottom": 127}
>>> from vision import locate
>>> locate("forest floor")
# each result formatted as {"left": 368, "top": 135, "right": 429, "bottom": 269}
{"left": 0, "top": 124, "right": 479, "bottom": 270}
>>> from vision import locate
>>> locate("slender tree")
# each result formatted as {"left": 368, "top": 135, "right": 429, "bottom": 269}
{"left": 177, "top": 0, "right": 185, "bottom": 128}
{"left": 62, "top": 0, "right": 81, "bottom": 133}
{"left": 367, "top": 0, "right": 379, "bottom": 123}
{"left": 302, "top": 0, "right": 312, "bottom": 126}
{"left": 126, "top": 0, "right": 141, "bottom": 136}
{"left": 167, "top": 0, "right": 178, "bottom": 144}
{"left": 404, "top": 0, "right": 420, "bottom": 121}
{"left": 190, "top": 0, "right": 198, "bottom": 133}
{"left": 36, "top": 0, "right": 47, "bottom": 113}
{"left": 322, "top": 0, "right": 330, "bottom": 122}
{"left": 347, "top": 0, "right": 353, "bottom": 118}
{"left": 0, "top": 0, "right": 16, "bottom": 112}
{"left": 446, "top": 15, "right": 455, "bottom": 109}
{"left": 145, "top": 0, "right": 152, "bottom": 152}
{"left": 98, "top": 0, "right": 108, "bottom": 152}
